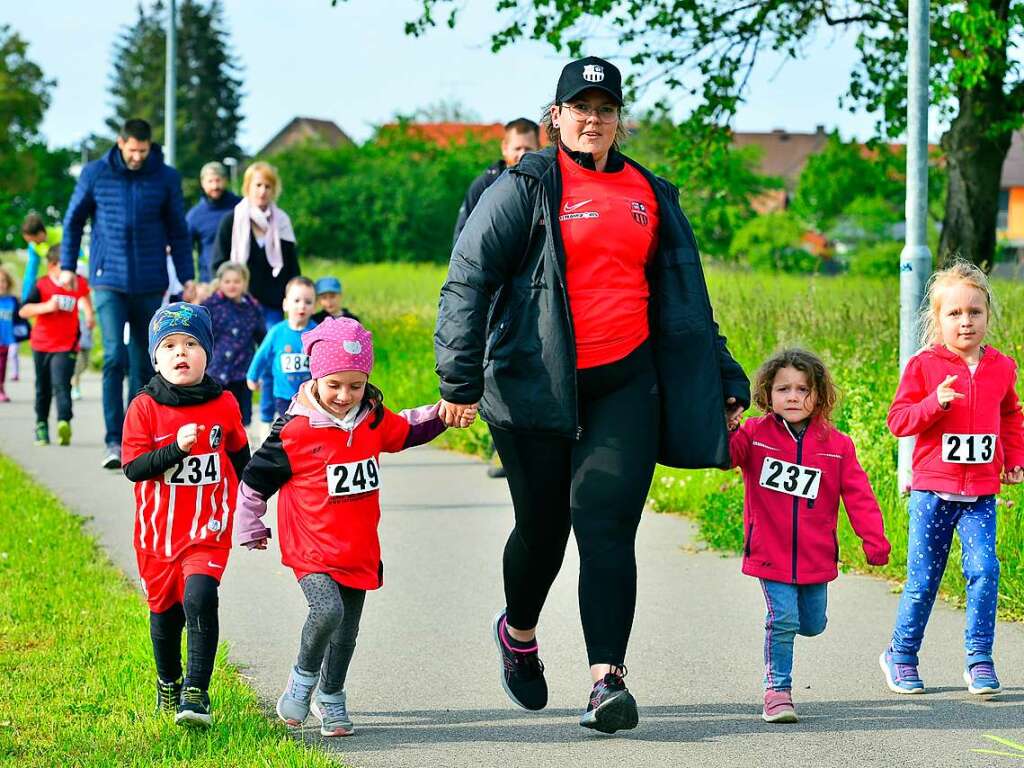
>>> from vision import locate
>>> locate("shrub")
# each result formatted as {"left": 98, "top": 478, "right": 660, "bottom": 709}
{"left": 729, "top": 212, "right": 818, "bottom": 273}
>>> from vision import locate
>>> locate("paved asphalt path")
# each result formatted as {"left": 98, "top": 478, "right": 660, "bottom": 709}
{"left": 4, "top": 369, "right": 1024, "bottom": 768}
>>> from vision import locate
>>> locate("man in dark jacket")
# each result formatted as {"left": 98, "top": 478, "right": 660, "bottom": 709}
{"left": 186, "top": 162, "right": 242, "bottom": 282}
{"left": 60, "top": 118, "right": 193, "bottom": 469}
{"left": 451, "top": 118, "right": 541, "bottom": 246}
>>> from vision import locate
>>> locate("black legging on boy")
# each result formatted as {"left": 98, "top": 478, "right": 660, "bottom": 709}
{"left": 490, "top": 339, "right": 659, "bottom": 667}
{"left": 149, "top": 574, "right": 219, "bottom": 689}
{"left": 296, "top": 573, "right": 366, "bottom": 693}
{"left": 33, "top": 350, "right": 75, "bottom": 424}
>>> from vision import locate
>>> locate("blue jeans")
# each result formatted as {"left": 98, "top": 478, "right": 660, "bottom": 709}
{"left": 259, "top": 305, "right": 283, "bottom": 423}
{"left": 93, "top": 288, "right": 164, "bottom": 447}
{"left": 891, "top": 491, "right": 999, "bottom": 665}
{"left": 760, "top": 579, "right": 828, "bottom": 691}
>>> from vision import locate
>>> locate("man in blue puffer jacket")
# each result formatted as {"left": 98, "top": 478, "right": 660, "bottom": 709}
{"left": 60, "top": 118, "right": 194, "bottom": 469}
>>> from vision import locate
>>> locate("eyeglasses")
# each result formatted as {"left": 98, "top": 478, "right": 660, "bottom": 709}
{"left": 561, "top": 103, "right": 620, "bottom": 123}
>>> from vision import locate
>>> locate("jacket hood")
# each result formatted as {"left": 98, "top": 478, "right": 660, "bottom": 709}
{"left": 106, "top": 142, "right": 166, "bottom": 176}
{"left": 290, "top": 381, "right": 373, "bottom": 435}
{"left": 927, "top": 343, "right": 1005, "bottom": 365}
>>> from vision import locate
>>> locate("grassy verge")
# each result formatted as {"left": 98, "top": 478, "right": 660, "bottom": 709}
{"left": 0, "top": 453, "right": 342, "bottom": 768}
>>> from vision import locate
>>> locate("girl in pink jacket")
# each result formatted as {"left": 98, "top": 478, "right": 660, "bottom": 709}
{"left": 881, "top": 261, "right": 1024, "bottom": 698}
{"left": 730, "top": 348, "right": 890, "bottom": 724}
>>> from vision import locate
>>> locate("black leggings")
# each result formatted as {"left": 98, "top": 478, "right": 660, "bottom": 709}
{"left": 149, "top": 574, "right": 220, "bottom": 689}
{"left": 491, "top": 340, "right": 659, "bottom": 666}
{"left": 33, "top": 350, "right": 75, "bottom": 424}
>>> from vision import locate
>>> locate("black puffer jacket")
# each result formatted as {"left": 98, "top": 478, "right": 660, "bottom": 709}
{"left": 434, "top": 146, "right": 749, "bottom": 469}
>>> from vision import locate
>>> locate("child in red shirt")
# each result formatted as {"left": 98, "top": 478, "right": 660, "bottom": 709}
{"left": 881, "top": 261, "right": 1024, "bottom": 697}
{"left": 730, "top": 348, "right": 890, "bottom": 723}
{"left": 18, "top": 247, "right": 94, "bottom": 446}
{"left": 121, "top": 302, "right": 250, "bottom": 728}
{"left": 235, "top": 317, "right": 476, "bottom": 737}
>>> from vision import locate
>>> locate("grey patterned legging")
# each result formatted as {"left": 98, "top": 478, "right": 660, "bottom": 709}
{"left": 296, "top": 573, "right": 366, "bottom": 694}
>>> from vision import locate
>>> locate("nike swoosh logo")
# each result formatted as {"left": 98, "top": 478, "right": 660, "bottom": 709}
{"left": 207, "top": 561, "right": 224, "bottom": 569}
{"left": 155, "top": 434, "right": 173, "bottom": 442}
{"left": 563, "top": 199, "right": 593, "bottom": 213}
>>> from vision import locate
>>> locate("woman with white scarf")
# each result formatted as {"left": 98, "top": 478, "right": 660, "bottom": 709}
{"left": 213, "top": 161, "right": 301, "bottom": 427}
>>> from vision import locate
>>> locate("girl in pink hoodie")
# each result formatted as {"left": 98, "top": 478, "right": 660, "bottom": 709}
{"left": 730, "top": 348, "right": 890, "bottom": 724}
{"left": 880, "top": 261, "right": 1024, "bottom": 698}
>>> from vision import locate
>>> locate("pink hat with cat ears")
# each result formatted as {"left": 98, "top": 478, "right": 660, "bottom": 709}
{"left": 301, "top": 316, "right": 374, "bottom": 379}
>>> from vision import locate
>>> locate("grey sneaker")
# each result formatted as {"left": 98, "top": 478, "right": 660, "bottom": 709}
{"left": 101, "top": 445, "right": 121, "bottom": 469}
{"left": 311, "top": 689, "right": 354, "bottom": 737}
{"left": 276, "top": 667, "right": 318, "bottom": 726}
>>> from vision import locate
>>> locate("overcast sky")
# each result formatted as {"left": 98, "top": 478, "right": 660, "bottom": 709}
{"left": 7, "top": 1, "right": 936, "bottom": 155}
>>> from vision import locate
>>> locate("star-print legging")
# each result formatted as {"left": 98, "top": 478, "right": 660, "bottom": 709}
{"left": 890, "top": 491, "right": 999, "bottom": 665}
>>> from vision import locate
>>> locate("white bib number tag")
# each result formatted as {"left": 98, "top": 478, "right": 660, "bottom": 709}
{"left": 326, "top": 458, "right": 380, "bottom": 497}
{"left": 280, "top": 353, "right": 310, "bottom": 373}
{"left": 942, "top": 433, "right": 995, "bottom": 464}
{"left": 165, "top": 452, "right": 221, "bottom": 486}
{"left": 55, "top": 295, "right": 76, "bottom": 311}
{"left": 759, "top": 456, "right": 822, "bottom": 500}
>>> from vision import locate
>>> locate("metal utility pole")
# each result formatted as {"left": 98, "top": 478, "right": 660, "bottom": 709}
{"left": 898, "top": 0, "right": 933, "bottom": 491}
{"left": 164, "top": 0, "right": 177, "bottom": 166}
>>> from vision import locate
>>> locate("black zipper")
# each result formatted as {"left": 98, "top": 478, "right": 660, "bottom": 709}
{"left": 745, "top": 522, "right": 754, "bottom": 557}
{"left": 792, "top": 427, "right": 805, "bottom": 583}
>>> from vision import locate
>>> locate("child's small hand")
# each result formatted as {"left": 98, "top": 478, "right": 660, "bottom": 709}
{"left": 246, "top": 379, "right": 259, "bottom": 391}
{"left": 245, "top": 538, "right": 268, "bottom": 550}
{"left": 177, "top": 423, "right": 205, "bottom": 451}
{"left": 456, "top": 404, "right": 478, "bottom": 428}
{"left": 936, "top": 374, "right": 964, "bottom": 409}
{"left": 1004, "top": 466, "right": 1024, "bottom": 484}
{"left": 725, "top": 397, "right": 744, "bottom": 431}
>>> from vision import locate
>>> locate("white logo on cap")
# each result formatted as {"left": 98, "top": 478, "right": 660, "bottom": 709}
{"left": 343, "top": 340, "right": 362, "bottom": 354}
{"left": 582, "top": 64, "right": 605, "bottom": 82}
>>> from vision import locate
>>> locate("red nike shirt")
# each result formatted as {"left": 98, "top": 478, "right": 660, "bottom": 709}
{"left": 123, "top": 392, "right": 248, "bottom": 561}
{"left": 557, "top": 149, "right": 659, "bottom": 369}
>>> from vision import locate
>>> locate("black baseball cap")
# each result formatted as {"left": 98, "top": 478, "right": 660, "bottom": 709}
{"left": 555, "top": 56, "right": 623, "bottom": 106}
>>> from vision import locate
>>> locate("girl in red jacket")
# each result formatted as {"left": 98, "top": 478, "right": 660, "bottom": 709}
{"left": 234, "top": 317, "right": 476, "bottom": 737}
{"left": 730, "top": 348, "right": 890, "bottom": 724}
{"left": 881, "top": 261, "right": 1024, "bottom": 697}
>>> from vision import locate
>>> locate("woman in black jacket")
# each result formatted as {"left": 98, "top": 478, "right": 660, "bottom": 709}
{"left": 434, "top": 57, "right": 749, "bottom": 734}
{"left": 213, "top": 161, "right": 300, "bottom": 426}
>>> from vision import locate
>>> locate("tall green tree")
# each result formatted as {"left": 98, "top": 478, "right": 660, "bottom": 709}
{"left": 0, "top": 25, "right": 74, "bottom": 245}
{"left": 625, "top": 112, "right": 781, "bottom": 258}
{"left": 398, "top": 0, "right": 1024, "bottom": 269}
{"left": 107, "top": 0, "right": 243, "bottom": 195}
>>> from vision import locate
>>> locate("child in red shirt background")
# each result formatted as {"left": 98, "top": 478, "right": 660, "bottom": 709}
{"left": 18, "top": 246, "right": 94, "bottom": 446}
{"left": 729, "top": 348, "right": 890, "bottom": 724}
{"left": 235, "top": 316, "right": 476, "bottom": 737}
{"left": 881, "top": 261, "right": 1024, "bottom": 697}
{"left": 121, "top": 302, "right": 250, "bottom": 728}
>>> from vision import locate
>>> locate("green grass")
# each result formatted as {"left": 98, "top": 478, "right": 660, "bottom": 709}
{"left": 0, "top": 454, "right": 342, "bottom": 768}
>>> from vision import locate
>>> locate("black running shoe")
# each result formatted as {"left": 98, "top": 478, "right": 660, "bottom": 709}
{"left": 579, "top": 669, "right": 638, "bottom": 734}
{"left": 492, "top": 611, "right": 547, "bottom": 711}
{"left": 175, "top": 686, "right": 212, "bottom": 728}
{"left": 155, "top": 677, "right": 182, "bottom": 714}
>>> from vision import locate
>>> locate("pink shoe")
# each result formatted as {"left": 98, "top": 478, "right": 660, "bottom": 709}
{"left": 0, "top": 392, "right": 10, "bottom": 403}
{"left": 762, "top": 689, "right": 798, "bottom": 723}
